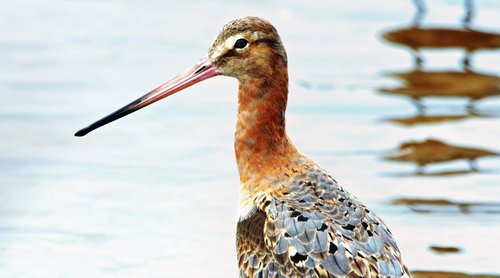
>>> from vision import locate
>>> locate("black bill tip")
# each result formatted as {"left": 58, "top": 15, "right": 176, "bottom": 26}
{"left": 74, "top": 128, "right": 90, "bottom": 137}
{"left": 73, "top": 97, "right": 144, "bottom": 137}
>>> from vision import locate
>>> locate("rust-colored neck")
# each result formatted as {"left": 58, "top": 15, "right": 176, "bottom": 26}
{"left": 234, "top": 68, "right": 299, "bottom": 185}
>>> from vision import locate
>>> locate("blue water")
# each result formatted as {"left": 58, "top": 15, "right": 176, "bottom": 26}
{"left": 1, "top": 1, "right": 500, "bottom": 277}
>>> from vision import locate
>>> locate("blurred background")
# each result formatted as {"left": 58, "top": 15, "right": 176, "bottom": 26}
{"left": 1, "top": 0, "right": 499, "bottom": 277}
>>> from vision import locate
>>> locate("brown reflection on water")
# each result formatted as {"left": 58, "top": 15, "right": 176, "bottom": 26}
{"left": 391, "top": 198, "right": 500, "bottom": 214}
{"left": 384, "top": 114, "right": 475, "bottom": 126}
{"left": 379, "top": 70, "right": 500, "bottom": 113}
{"left": 383, "top": 138, "right": 498, "bottom": 175}
{"left": 382, "top": 27, "right": 500, "bottom": 51}
{"left": 378, "top": 1, "right": 500, "bottom": 274}
{"left": 386, "top": 169, "right": 483, "bottom": 177}
{"left": 429, "top": 245, "right": 462, "bottom": 255}
{"left": 382, "top": 27, "right": 500, "bottom": 69}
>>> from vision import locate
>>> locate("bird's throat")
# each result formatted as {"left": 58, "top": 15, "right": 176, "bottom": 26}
{"left": 234, "top": 75, "right": 298, "bottom": 185}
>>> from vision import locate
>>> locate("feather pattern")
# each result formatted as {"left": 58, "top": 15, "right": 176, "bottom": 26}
{"left": 236, "top": 164, "right": 411, "bottom": 278}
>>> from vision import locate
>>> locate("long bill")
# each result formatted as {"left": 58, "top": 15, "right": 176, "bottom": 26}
{"left": 75, "top": 56, "right": 219, "bottom": 137}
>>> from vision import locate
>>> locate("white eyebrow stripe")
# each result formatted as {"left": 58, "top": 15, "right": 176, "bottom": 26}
{"left": 211, "top": 32, "right": 256, "bottom": 60}
{"left": 224, "top": 35, "right": 239, "bottom": 49}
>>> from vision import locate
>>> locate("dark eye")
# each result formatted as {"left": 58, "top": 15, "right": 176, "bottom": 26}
{"left": 234, "top": 38, "right": 248, "bottom": 49}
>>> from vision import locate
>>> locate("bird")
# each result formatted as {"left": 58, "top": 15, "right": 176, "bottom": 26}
{"left": 75, "top": 17, "right": 411, "bottom": 278}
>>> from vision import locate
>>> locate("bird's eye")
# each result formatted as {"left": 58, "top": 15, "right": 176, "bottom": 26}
{"left": 234, "top": 38, "right": 248, "bottom": 49}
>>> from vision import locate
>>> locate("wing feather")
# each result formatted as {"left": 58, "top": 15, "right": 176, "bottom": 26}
{"left": 237, "top": 166, "right": 411, "bottom": 277}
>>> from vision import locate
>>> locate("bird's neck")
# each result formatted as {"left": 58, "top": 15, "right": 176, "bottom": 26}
{"left": 234, "top": 72, "right": 299, "bottom": 186}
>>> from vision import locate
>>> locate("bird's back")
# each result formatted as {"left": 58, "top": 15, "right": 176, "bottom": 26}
{"left": 236, "top": 162, "right": 411, "bottom": 278}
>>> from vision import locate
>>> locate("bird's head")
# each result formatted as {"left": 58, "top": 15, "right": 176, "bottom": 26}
{"left": 208, "top": 17, "right": 287, "bottom": 80}
{"left": 75, "top": 17, "right": 286, "bottom": 137}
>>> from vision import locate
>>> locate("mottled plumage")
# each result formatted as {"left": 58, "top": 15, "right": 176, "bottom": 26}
{"left": 237, "top": 161, "right": 410, "bottom": 277}
{"left": 75, "top": 16, "right": 411, "bottom": 278}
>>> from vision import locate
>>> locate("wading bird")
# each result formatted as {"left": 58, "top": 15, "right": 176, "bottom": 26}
{"left": 76, "top": 17, "right": 410, "bottom": 278}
